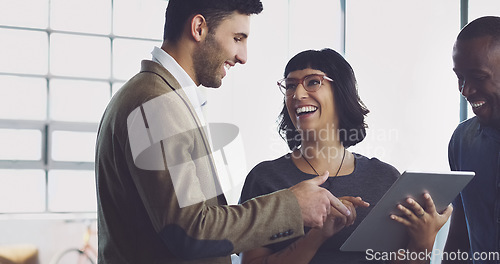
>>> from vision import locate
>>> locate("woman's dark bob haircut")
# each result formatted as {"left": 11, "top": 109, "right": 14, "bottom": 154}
{"left": 278, "top": 48, "right": 369, "bottom": 150}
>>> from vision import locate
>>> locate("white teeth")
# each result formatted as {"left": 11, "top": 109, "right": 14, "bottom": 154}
{"left": 224, "top": 63, "right": 231, "bottom": 71}
{"left": 470, "top": 101, "right": 485, "bottom": 108}
{"left": 296, "top": 106, "right": 318, "bottom": 114}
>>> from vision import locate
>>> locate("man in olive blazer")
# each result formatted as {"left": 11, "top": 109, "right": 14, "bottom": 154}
{"left": 95, "top": 1, "right": 349, "bottom": 263}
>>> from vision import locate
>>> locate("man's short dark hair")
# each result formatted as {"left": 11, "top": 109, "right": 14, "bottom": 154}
{"left": 458, "top": 16, "right": 500, "bottom": 43}
{"left": 163, "top": 0, "right": 263, "bottom": 42}
{"left": 278, "top": 48, "right": 370, "bottom": 150}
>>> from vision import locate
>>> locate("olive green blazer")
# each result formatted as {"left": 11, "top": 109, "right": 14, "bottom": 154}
{"left": 95, "top": 60, "right": 304, "bottom": 264}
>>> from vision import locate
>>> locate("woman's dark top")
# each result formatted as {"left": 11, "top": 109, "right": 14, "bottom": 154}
{"left": 240, "top": 153, "right": 400, "bottom": 263}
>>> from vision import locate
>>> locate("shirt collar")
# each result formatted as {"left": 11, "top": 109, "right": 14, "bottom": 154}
{"left": 151, "top": 46, "right": 206, "bottom": 108}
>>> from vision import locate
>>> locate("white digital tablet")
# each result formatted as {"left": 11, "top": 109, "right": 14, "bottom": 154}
{"left": 340, "top": 170, "right": 475, "bottom": 252}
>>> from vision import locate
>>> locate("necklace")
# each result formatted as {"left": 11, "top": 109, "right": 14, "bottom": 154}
{"left": 301, "top": 147, "right": 346, "bottom": 177}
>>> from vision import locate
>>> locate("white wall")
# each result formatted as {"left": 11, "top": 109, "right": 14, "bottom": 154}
{"left": 345, "top": 0, "right": 460, "bottom": 172}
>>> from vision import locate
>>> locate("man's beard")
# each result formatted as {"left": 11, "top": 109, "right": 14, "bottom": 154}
{"left": 192, "top": 33, "right": 225, "bottom": 88}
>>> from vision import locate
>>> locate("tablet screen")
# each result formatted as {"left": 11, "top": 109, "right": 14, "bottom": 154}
{"left": 340, "top": 170, "right": 474, "bottom": 252}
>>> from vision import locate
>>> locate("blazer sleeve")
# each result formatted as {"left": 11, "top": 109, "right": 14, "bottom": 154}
{"left": 124, "top": 90, "right": 304, "bottom": 260}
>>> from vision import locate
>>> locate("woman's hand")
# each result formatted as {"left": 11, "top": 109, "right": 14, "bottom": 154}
{"left": 390, "top": 193, "right": 453, "bottom": 251}
{"left": 242, "top": 197, "right": 369, "bottom": 264}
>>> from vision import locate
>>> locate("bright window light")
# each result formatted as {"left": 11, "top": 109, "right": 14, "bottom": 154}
{"left": 113, "top": 38, "right": 162, "bottom": 80}
{"left": 0, "top": 28, "right": 48, "bottom": 75}
{"left": 50, "top": 0, "right": 111, "bottom": 34}
{"left": 48, "top": 170, "right": 96, "bottom": 212}
{"left": 0, "top": 169, "right": 46, "bottom": 213}
{"left": 51, "top": 131, "right": 97, "bottom": 162}
{"left": 49, "top": 79, "right": 110, "bottom": 122}
{"left": 0, "top": 0, "right": 49, "bottom": 29}
{"left": 50, "top": 33, "right": 111, "bottom": 79}
{"left": 0, "top": 129, "right": 42, "bottom": 160}
{"left": 113, "top": 0, "right": 166, "bottom": 39}
{"left": 0, "top": 0, "right": 165, "bottom": 215}
{"left": 0, "top": 76, "right": 47, "bottom": 120}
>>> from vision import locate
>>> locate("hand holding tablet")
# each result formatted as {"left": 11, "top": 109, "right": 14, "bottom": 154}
{"left": 340, "top": 171, "right": 475, "bottom": 252}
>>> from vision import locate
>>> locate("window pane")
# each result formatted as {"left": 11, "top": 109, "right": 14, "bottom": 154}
{"left": 113, "top": 38, "right": 161, "bottom": 80}
{"left": 50, "top": 0, "right": 111, "bottom": 34}
{"left": 0, "top": 76, "right": 47, "bottom": 120}
{"left": 51, "top": 131, "right": 97, "bottom": 162}
{"left": 0, "top": 0, "right": 48, "bottom": 29}
{"left": 50, "top": 33, "right": 110, "bottom": 79}
{"left": 0, "top": 29, "right": 48, "bottom": 75}
{"left": 49, "top": 79, "right": 110, "bottom": 122}
{"left": 346, "top": 0, "right": 459, "bottom": 172}
{"left": 48, "top": 170, "right": 96, "bottom": 212}
{"left": 113, "top": 0, "right": 165, "bottom": 39}
{"left": 0, "top": 170, "right": 45, "bottom": 213}
{"left": 0, "top": 129, "right": 42, "bottom": 160}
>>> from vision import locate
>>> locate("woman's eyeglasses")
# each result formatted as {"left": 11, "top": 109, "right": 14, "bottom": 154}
{"left": 277, "top": 74, "right": 333, "bottom": 96}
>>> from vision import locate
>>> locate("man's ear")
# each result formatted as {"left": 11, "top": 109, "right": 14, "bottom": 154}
{"left": 190, "top": 14, "right": 208, "bottom": 42}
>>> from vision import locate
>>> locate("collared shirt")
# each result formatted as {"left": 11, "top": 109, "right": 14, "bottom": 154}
{"left": 150, "top": 46, "right": 245, "bottom": 206}
{"left": 449, "top": 117, "right": 500, "bottom": 264}
{"left": 151, "top": 46, "right": 208, "bottom": 126}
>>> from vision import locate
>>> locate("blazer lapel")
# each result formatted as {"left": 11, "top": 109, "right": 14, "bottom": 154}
{"left": 140, "top": 60, "right": 227, "bottom": 205}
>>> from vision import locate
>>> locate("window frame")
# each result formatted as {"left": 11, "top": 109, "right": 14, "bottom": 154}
{"left": 0, "top": 1, "right": 163, "bottom": 213}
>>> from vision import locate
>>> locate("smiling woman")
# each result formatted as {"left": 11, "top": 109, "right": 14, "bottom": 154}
{"left": 239, "top": 48, "right": 452, "bottom": 264}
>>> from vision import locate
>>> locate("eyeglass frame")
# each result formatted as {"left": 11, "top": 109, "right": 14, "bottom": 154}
{"left": 277, "top": 74, "right": 334, "bottom": 95}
